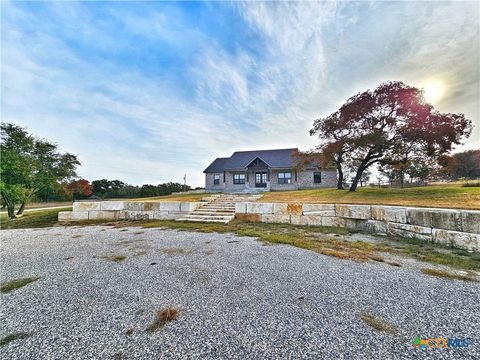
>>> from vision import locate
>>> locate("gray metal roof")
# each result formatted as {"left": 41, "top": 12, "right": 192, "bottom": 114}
{"left": 203, "top": 148, "right": 298, "bottom": 173}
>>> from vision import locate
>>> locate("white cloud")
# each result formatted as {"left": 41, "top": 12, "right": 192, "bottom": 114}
{"left": 2, "top": 1, "right": 478, "bottom": 189}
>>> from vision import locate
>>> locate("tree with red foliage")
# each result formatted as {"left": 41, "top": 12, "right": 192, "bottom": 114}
{"left": 311, "top": 81, "right": 473, "bottom": 191}
{"left": 67, "top": 179, "right": 92, "bottom": 199}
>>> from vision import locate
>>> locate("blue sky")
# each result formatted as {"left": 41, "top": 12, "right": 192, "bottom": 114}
{"left": 2, "top": 1, "right": 479, "bottom": 186}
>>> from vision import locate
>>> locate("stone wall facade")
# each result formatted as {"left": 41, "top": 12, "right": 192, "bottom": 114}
{"left": 58, "top": 201, "right": 203, "bottom": 222}
{"left": 205, "top": 169, "right": 337, "bottom": 192}
{"left": 235, "top": 202, "right": 480, "bottom": 252}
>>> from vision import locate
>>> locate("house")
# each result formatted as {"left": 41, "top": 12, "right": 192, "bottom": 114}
{"left": 203, "top": 148, "right": 337, "bottom": 192}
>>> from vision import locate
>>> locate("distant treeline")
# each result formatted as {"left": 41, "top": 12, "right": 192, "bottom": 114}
{"left": 89, "top": 179, "right": 192, "bottom": 199}
{"left": 32, "top": 179, "right": 196, "bottom": 202}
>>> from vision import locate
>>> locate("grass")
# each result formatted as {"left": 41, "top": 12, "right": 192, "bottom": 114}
{"left": 24, "top": 201, "right": 72, "bottom": 210}
{"left": 133, "top": 220, "right": 387, "bottom": 263}
{"left": 359, "top": 311, "right": 398, "bottom": 335}
{"left": 0, "top": 207, "right": 72, "bottom": 230}
{"left": 377, "top": 236, "right": 480, "bottom": 272}
{"left": 102, "top": 254, "right": 126, "bottom": 262}
{"left": 127, "top": 220, "right": 480, "bottom": 274}
{"left": 0, "top": 332, "right": 31, "bottom": 347}
{"left": 259, "top": 184, "right": 480, "bottom": 210}
{"left": 129, "top": 193, "right": 206, "bottom": 202}
{"left": 146, "top": 307, "right": 180, "bottom": 332}
{"left": 1, "top": 277, "right": 40, "bottom": 293}
{"left": 420, "top": 268, "right": 477, "bottom": 282}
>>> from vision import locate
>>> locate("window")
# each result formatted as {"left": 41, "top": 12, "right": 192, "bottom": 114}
{"left": 233, "top": 173, "right": 246, "bottom": 184}
{"left": 213, "top": 174, "right": 220, "bottom": 185}
{"left": 314, "top": 171, "right": 322, "bottom": 183}
{"left": 278, "top": 172, "right": 292, "bottom": 184}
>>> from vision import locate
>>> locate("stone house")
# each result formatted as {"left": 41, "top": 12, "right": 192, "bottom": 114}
{"left": 203, "top": 148, "right": 337, "bottom": 192}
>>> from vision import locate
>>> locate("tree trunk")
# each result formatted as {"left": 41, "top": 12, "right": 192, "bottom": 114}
{"left": 16, "top": 202, "right": 26, "bottom": 217}
{"left": 335, "top": 154, "right": 344, "bottom": 190}
{"left": 4, "top": 199, "right": 16, "bottom": 219}
{"left": 336, "top": 162, "right": 344, "bottom": 190}
{"left": 349, "top": 165, "right": 367, "bottom": 192}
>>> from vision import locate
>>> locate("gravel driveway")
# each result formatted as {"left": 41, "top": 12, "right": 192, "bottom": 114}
{"left": 1, "top": 226, "right": 479, "bottom": 359}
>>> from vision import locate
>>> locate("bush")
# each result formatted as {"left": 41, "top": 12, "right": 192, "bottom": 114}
{"left": 462, "top": 179, "right": 480, "bottom": 187}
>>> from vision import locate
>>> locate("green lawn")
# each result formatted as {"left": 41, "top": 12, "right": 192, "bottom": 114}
{"left": 126, "top": 193, "right": 206, "bottom": 202}
{"left": 0, "top": 207, "right": 72, "bottom": 230}
{"left": 260, "top": 184, "right": 480, "bottom": 210}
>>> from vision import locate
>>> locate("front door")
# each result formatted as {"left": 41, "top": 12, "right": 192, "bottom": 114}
{"left": 255, "top": 172, "right": 267, "bottom": 187}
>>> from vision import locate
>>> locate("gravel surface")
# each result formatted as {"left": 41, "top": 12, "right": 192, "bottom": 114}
{"left": 1, "top": 226, "right": 479, "bottom": 359}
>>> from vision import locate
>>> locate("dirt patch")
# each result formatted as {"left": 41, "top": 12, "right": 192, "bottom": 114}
{"left": 162, "top": 248, "right": 189, "bottom": 255}
{"left": 359, "top": 311, "right": 397, "bottom": 335}
{"left": 146, "top": 307, "right": 180, "bottom": 332}
{"left": 102, "top": 255, "right": 126, "bottom": 262}
{"left": 235, "top": 213, "right": 261, "bottom": 222}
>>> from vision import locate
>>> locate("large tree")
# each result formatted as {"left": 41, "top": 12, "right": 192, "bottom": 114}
{"left": 309, "top": 112, "right": 355, "bottom": 189}
{"left": 0, "top": 123, "right": 80, "bottom": 218}
{"left": 453, "top": 149, "right": 480, "bottom": 179}
{"left": 311, "top": 81, "right": 472, "bottom": 191}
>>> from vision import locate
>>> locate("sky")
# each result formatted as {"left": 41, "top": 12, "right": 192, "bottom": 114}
{"left": 2, "top": 1, "right": 479, "bottom": 187}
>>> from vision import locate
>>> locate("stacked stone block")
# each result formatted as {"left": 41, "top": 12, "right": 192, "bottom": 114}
{"left": 234, "top": 202, "right": 480, "bottom": 252}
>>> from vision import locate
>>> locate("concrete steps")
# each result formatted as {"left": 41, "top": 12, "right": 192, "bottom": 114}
{"left": 175, "top": 194, "right": 261, "bottom": 223}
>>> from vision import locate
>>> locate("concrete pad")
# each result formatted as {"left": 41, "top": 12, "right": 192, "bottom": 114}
{"left": 235, "top": 203, "right": 247, "bottom": 214}
{"left": 461, "top": 210, "right": 480, "bottom": 234}
{"left": 371, "top": 206, "right": 406, "bottom": 223}
{"left": 246, "top": 203, "right": 274, "bottom": 214}
{"left": 432, "top": 229, "right": 480, "bottom": 252}
{"left": 159, "top": 202, "right": 181, "bottom": 212}
{"left": 262, "top": 214, "right": 291, "bottom": 224}
{"left": 100, "top": 201, "right": 125, "bottom": 211}
{"left": 406, "top": 208, "right": 462, "bottom": 232}
{"left": 73, "top": 202, "right": 101, "bottom": 212}
{"left": 335, "top": 204, "right": 371, "bottom": 219}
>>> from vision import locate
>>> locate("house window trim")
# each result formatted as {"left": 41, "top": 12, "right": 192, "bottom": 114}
{"left": 233, "top": 173, "right": 246, "bottom": 185}
{"left": 314, "top": 171, "right": 322, "bottom": 184}
{"left": 213, "top": 174, "right": 220, "bottom": 185}
{"left": 278, "top": 172, "right": 292, "bottom": 184}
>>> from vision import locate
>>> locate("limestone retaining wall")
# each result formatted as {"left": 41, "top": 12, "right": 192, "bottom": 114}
{"left": 58, "top": 201, "right": 202, "bottom": 222}
{"left": 235, "top": 203, "right": 480, "bottom": 252}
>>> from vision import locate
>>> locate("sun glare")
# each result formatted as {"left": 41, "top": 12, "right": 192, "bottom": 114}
{"left": 422, "top": 80, "right": 445, "bottom": 105}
